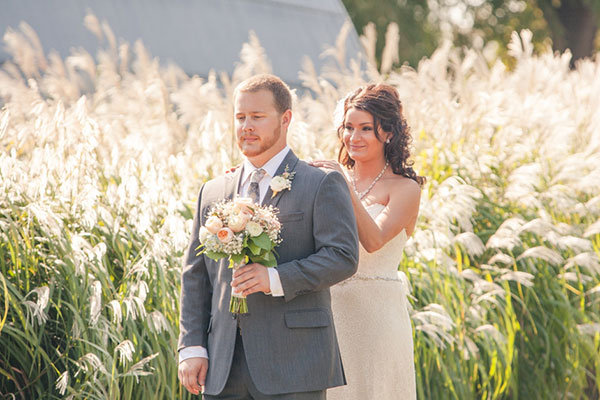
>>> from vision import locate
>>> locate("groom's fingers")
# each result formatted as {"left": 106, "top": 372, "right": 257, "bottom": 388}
{"left": 179, "top": 358, "right": 206, "bottom": 395}
{"left": 231, "top": 264, "right": 259, "bottom": 285}
{"left": 232, "top": 264, "right": 270, "bottom": 294}
{"left": 241, "top": 281, "right": 261, "bottom": 296}
{"left": 232, "top": 276, "right": 259, "bottom": 293}
{"left": 232, "top": 266, "right": 253, "bottom": 281}
{"left": 198, "top": 360, "right": 208, "bottom": 389}
{"left": 183, "top": 369, "right": 200, "bottom": 395}
{"left": 231, "top": 271, "right": 253, "bottom": 290}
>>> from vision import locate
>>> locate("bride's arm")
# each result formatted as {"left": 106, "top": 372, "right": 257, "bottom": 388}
{"left": 350, "top": 178, "right": 420, "bottom": 253}
{"left": 310, "top": 160, "right": 421, "bottom": 253}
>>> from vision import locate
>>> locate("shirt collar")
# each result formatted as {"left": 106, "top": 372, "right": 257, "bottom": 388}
{"left": 241, "top": 145, "right": 290, "bottom": 184}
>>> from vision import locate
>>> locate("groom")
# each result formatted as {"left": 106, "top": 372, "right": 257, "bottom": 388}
{"left": 178, "top": 74, "right": 359, "bottom": 399}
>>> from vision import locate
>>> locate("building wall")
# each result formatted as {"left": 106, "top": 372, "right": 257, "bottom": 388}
{"left": 0, "top": 0, "right": 364, "bottom": 86}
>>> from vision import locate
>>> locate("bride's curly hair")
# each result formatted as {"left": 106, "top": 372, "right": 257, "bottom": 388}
{"left": 337, "top": 84, "right": 426, "bottom": 186}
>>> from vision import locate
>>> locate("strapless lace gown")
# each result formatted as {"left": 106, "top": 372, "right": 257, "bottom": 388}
{"left": 329, "top": 203, "right": 416, "bottom": 400}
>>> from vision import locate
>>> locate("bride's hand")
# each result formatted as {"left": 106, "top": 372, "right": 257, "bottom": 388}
{"left": 309, "top": 160, "right": 344, "bottom": 176}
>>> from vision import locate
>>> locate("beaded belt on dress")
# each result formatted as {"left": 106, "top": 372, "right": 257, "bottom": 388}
{"left": 338, "top": 272, "right": 402, "bottom": 285}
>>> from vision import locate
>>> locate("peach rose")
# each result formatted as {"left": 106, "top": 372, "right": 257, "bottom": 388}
{"left": 235, "top": 197, "right": 254, "bottom": 206}
{"left": 229, "top": 213, "right": 249, "bottom": 233}
{"left": 216, "top": 227, "right": 234, "bottom": 243}
{"left": 205, "top": 216, "right": 223, "bottom": 234}
{"left": 233, "top": 197, "right": 255, "bottom": 215}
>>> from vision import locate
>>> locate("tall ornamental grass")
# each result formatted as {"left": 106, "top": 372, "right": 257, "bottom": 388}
{"left": 1, "top": 16, "right": 599, "bottom": 399}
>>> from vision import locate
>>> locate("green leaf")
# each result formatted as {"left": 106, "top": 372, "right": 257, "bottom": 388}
{"left": 249, "top": 254, "right": 265, "bottom": 264}
{"left": 230, "top": 253, "right": 245, "bottom": 265}
{"left": 262, "top": 257, "right": 277, "bottom": 267}
{"left": 251, "top": 232, "right": 271, "bottom": 250}
{"left": 250, "top": 251, "right": 277, "bottom": 267}
{"left": 205, "top": 250, "right": 227, "bottom": 260}
{"left": 248, "top": 242, "right": 261, "bottom": 256}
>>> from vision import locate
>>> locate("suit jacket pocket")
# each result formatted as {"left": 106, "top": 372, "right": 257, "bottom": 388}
{"left": 285, "top": 308, "right": 331, "bottom": 328}
{"left": 278, "top": 211, "right": 304, "bottom": 223}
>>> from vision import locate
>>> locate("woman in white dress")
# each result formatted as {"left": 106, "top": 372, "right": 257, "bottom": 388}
{"left": 311, "top": 84, "right": 424, "bottom": 400}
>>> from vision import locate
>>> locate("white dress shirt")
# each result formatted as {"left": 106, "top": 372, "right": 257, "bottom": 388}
{"left": 179, "top": 146, "right": 289, "bottom": 363}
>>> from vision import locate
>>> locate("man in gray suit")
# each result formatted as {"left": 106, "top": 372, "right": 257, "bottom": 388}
{"left": 178, "top": 74, "right": 359, "bottom": 399}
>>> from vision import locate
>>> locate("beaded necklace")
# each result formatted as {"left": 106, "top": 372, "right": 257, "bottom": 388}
{"left": 352, "top": 161, "right": 389, "bottom": 200}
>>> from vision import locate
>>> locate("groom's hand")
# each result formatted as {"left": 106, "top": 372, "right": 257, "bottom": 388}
{"left": 179, "top": 357, "right": 208, "bottom": 395}
{"left": 232, "top": 263, "right": 271, "bottom": 296}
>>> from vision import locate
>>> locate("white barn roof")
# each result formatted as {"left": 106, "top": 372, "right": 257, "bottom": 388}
{"left": 0, "top": 0, "right": 363, "bottom": 86}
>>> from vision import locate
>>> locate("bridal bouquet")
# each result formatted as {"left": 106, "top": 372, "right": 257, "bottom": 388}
{"left": 197, "top": 197, "right": 282, "bottom": 314}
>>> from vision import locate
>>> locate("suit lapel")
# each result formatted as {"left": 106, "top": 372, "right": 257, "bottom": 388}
{"left": 263, "top": 150, "right": 300, "bottom": 208}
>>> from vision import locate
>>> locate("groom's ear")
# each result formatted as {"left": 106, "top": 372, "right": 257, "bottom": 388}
{"left": 280, "top": 109, "right": 292, "bottom": 129}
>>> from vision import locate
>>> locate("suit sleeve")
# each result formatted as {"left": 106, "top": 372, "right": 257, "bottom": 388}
{"left": 276, "top": 170, "right": 359, "bottom": 302}
{"left": 178, "top": 185, "right": 212, "bottom": 351}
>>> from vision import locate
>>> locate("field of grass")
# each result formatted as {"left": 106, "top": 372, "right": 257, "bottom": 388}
{"left": 1, "top": 18, "right": 599, "bottom": 399}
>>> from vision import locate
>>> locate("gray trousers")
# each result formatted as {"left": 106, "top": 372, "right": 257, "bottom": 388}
{"left": 203, "top": 329, "right": 326, "bottom": 400}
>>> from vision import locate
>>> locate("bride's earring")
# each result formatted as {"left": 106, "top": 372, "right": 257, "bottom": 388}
{"left": 385, "top": 138, "right": 391, "bottom": 144}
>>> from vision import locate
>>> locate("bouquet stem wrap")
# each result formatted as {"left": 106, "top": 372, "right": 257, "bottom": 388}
{"left": 230, "top": 261, "right": 248, "bottom": 314}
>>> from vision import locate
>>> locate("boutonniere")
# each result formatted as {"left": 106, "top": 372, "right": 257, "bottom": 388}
{"left": 270, "top": 165, "right": 296, "bottom": 198}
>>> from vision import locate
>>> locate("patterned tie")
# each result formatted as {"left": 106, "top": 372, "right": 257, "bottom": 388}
{"left": 248, "top": 168, "right": 266, "bottom": 204}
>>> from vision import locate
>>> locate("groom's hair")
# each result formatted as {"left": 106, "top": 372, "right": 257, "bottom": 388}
{"left": 234, "top": 74, "right": 292, "bottom": 114}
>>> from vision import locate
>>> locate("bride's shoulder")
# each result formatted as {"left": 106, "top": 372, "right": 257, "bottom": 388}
{"left": 386, "top": 175, "right": 421, "bottom": 201}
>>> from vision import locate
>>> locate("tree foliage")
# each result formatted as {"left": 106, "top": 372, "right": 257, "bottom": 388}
{"left": 537, "top": 0, "right": 600, "bottom": 63}
{"left": 342, "top": 0, "right": 600, "bottom": 67}
{"left": 341, "top": 0, "right": 440, "bottom": 67}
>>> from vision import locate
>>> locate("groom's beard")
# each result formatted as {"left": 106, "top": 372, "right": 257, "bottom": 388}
{"left": 238, "top": 125, "right": 282, "bottom": 159}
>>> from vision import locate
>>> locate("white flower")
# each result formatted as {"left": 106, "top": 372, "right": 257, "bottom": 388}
{"left": 245, "top": 221, "right": 263, "bottom": 236}
{"left": 199, "top": 226, "right": 211, "bottom": 243}
{"left": 205, "top": 216, "right": 223, "bottom": 234}
{"left": 269, "top": 165, "right": 295, "bottom": 197}
{"left": 204, "top": 235, "right": 219, "bottom": 249}
{"left": 270, "top": 176, "right": 289, "bottom": 193}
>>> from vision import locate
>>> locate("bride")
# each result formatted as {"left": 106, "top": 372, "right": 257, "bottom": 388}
{"left": 311, "top": 84, "right": 424, "bottom": 400}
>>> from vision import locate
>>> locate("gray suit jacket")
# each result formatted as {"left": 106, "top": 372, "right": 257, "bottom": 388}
{"left": 178, "top": 151, "right": 359, "bottom": 395}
